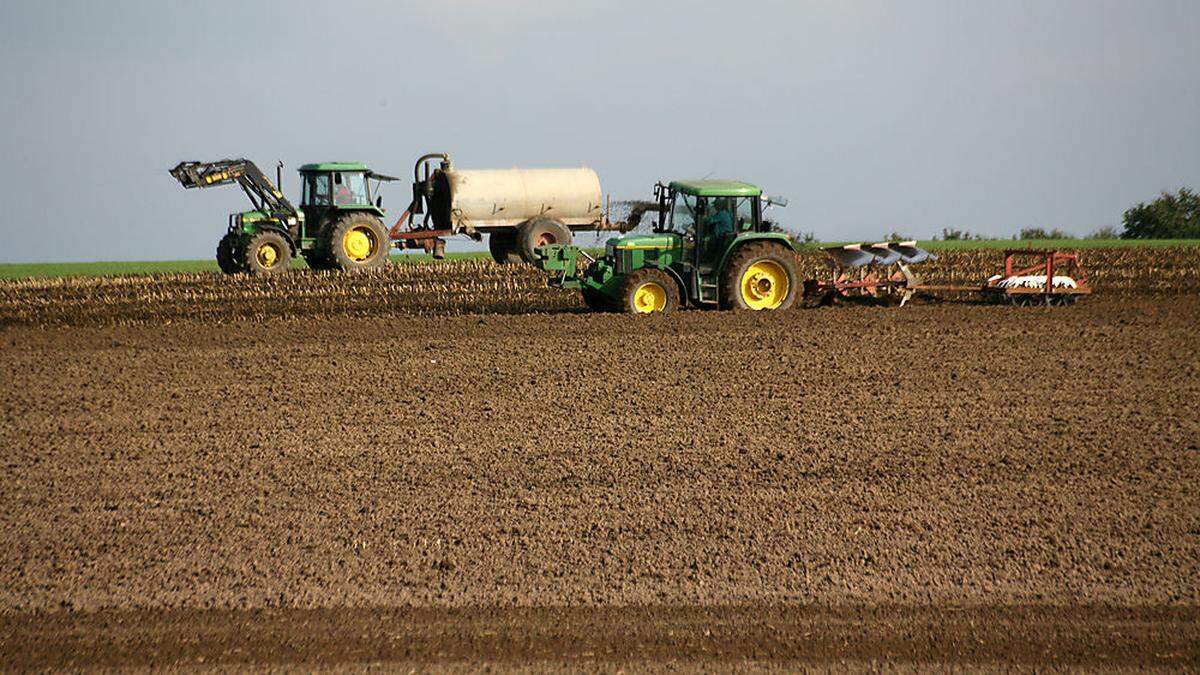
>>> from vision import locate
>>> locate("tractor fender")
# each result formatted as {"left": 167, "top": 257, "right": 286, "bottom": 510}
{"left": 716, "top": 233, "right": 796, "bottom": 276}
{"left": 643, "top": 261, "right": 689, "bottom": 303}
{"left": 246, "top": 222, "right": 299, "bottom": 255}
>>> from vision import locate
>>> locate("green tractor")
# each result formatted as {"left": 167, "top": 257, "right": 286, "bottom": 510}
{"left": 535, "top": 180, "right": 800, "bottom": 313}
{"left": 169, "top": 159, "right": 398, "bottom": 275}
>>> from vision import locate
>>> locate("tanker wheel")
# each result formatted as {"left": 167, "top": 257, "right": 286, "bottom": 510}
{"left": 488, "top": 231, "right": 523, "bottom": 265}
{"left": 216, "top": 232, "right": 243, "bottom": 275}
{"left": 719, "top": 242, "right": 799, "bottom": 311}
{"left": 617, "top": 268, "right": 679, "bottom": 315}
{"left": 325, "top": 213, "right": 390, "bottom": 272}
{"left": 516, "top": 217, "right": 572, "bottom": 265}
{"left": 241, "top": 231, "right": 291, "bottom": 276}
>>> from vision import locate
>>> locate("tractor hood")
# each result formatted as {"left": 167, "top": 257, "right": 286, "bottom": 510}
{"left": 608, "top": 233, "right": 679, "bottom": 250}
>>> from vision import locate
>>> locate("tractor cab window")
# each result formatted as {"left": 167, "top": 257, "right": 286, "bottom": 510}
{"left": 303, "top": 173, "right": 331, "bottom": 206}
{"left": 733, "top": 197, "right": 757, "bottom": 233}
{"left": 665, "top": 192, "right": 698, "bottom": 234}
{"left": 333, "top": 172, "right": 369, "bottom": 206}
{"left": 701, "top": 197, "right": 737, "bottom": 239}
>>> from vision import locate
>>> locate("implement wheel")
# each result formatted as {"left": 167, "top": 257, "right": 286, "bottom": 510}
{"left": 242, "top": 231, "right": 291, "bottom": 276}
{"left": 488, "top": 231, "right": 523, "bottom": 265}
{"left": 216, "top": 232, "right": 243, "bottom": 275}
{"left": 617, "top": 268, "right": 679, "bottom": 315}
{"left": 325, "top": 213, "right": 390, "bottom": 272}
{"left": 516, "top": 217, "right": 572, "bottom": 265}
{"left": 720, "top": 242, "right": 799, "bottom": 311}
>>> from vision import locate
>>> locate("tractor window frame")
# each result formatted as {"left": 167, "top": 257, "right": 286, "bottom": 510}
{"left": 334, "top": 171, "right": 370, "bottom": 206}
{"left": 302, "top": 172, "right": 331, "bottom": 207}
{"left": 663, "top": 191, "right": 699, "bottom": 235}
{"left": 733, "top": 196, "right": 759, "bottom": 233}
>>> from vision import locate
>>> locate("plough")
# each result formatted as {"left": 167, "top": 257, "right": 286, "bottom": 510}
{"left": 804, "top": 243, "right": 1091, "bottom": 307}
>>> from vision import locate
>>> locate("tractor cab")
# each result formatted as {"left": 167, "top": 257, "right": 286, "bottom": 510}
{"left": 298, "top": 163, "right": 389, "bottom": 214}
{"left": 654, "top": 180, "right": 766, "bottom": 282}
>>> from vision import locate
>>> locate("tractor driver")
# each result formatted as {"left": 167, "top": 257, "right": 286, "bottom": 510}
{"left": 701, "top": 197, "right": 736, "bottom": 261}
{"left": 704, "top": 197, "right": 735, "bottom": 239}
{"left": 333, "top": 173, "right": 355, "bottom": 205}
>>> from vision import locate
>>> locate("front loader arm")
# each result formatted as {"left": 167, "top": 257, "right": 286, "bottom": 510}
{"left": 169, "top": 159, "right": 298, "bottom": 219}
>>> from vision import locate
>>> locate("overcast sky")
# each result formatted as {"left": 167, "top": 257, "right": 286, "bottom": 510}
{"left": 0, "top": 0, "right": 1197, "bottom": 262}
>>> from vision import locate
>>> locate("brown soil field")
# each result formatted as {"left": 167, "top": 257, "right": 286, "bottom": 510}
{"left": 1, "top": 284, "right": 1198, "bottom": 668}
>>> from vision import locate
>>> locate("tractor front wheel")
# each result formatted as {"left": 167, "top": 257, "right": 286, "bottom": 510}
{"left": 720, "top": 242, "right": 799, "bottom": 311}
{"left": 325, "top": 213, "right": 390, "bottom": 272}
{"left": 516, "top": 217, "right": 572, "bottom": 264}
{"left": 216, "top": 232, "right": 243, "bottom": 275}
{"left": 618, "top": 268, "right": 679, "bottom": 315}
{"left": 242, "top": 231, "right": 292, "bottom": 276}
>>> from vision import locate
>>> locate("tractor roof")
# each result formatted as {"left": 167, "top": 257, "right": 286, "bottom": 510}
{"left": 670, "top": 179, "right": 762, "bottom": 197}
{"left": 299, "top": 162, "right": 371, "bottom": 172}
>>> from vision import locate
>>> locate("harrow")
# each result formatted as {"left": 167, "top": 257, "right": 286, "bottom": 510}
{"left": 804, "top": 243, "right": 1091, "bottom": 307}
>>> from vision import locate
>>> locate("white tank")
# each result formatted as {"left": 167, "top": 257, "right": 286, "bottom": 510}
{"left": 429, "top": 167, "right": 603, "bottom": 232}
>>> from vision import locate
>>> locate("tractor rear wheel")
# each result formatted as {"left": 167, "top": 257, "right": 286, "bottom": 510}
{"left": 216, "top": 232, "right": 243, "bottom": 275}
{"left": 488, "top": 231, "right": 523, "bottom": 265}
{"left": 242, "top": 231, "right": 291, "bottom": 276}
{"left": 720, "top": 242, "right": 799, "bottom": 311}
{"left": 324, "top": 213, "right": 390, "bottom": 272}
{"left": 617, "top": 268, "right": 679, "bottom": 315}
{"left": 516, "top": 217, "right": 572, "bottom": 264}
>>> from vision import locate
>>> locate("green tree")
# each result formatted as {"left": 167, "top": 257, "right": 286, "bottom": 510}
{"left": 1121, "top": 188, "right": 1200, "bottom": 239}
{"left": 1019, "top": 227, "right": 1073, "bottom": 240}
{"left": 1084, "top": 225, "right": 1120, "bottom": 240}
{"left": 939, "top": 228, "right": 983, "bottom": 241}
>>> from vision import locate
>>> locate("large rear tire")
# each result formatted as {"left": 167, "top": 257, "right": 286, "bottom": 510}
{"left": 488, "top": 231, "right": 523, "bottom": 265}
{"left": 241, "top": 231, "right": 291, "bottom": 276}
{"left": 617, "top": 268, "right": 679, "bottom": 315}
{"left": 216, "top": 232, "right": 243, "bottom": 275}
{"left": 324, "top": 213, "right": 390, "bottom": 272}
{"left": 516, "top": 217, "right": 572, "bottom": 264}
{"left": 719, "top": 242, "right": 799, "bottom": 311}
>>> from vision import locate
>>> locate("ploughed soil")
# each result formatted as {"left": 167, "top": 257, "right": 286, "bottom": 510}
{"left": 1, "top": 294, "right": 1198, "bottom": 669}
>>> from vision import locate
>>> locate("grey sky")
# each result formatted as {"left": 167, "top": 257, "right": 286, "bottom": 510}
{"left": 0, "top": 0, "right": 1197, "bottom": 262}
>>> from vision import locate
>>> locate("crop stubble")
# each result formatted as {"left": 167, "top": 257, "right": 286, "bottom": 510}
{"left": 1, "top": 246, "right": 1197, "bottom": 327}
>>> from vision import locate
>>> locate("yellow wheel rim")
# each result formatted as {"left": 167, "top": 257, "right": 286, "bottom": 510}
{"left": 342, "top": 226, "right": 376, "bottom": 262}
{"left": 633, "top": 281, "right": 667, "bottom": 313}
{"left": 740, "top": 260, "right": 789, "bottom": 310}
{"left": 256, "top": 242, "right": 280, "bottom": 269}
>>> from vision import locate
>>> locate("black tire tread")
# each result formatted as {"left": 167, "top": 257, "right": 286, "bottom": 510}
{"left": 617, "top": 267, "right": 680, "bottom": 315}
{"left": 719, "top": 241, "right": 799, "bottom": 311}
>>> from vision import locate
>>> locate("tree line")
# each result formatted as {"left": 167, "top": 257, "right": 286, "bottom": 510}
{"left": 928, "top": 187, "right": 1198, "bottom": 241}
